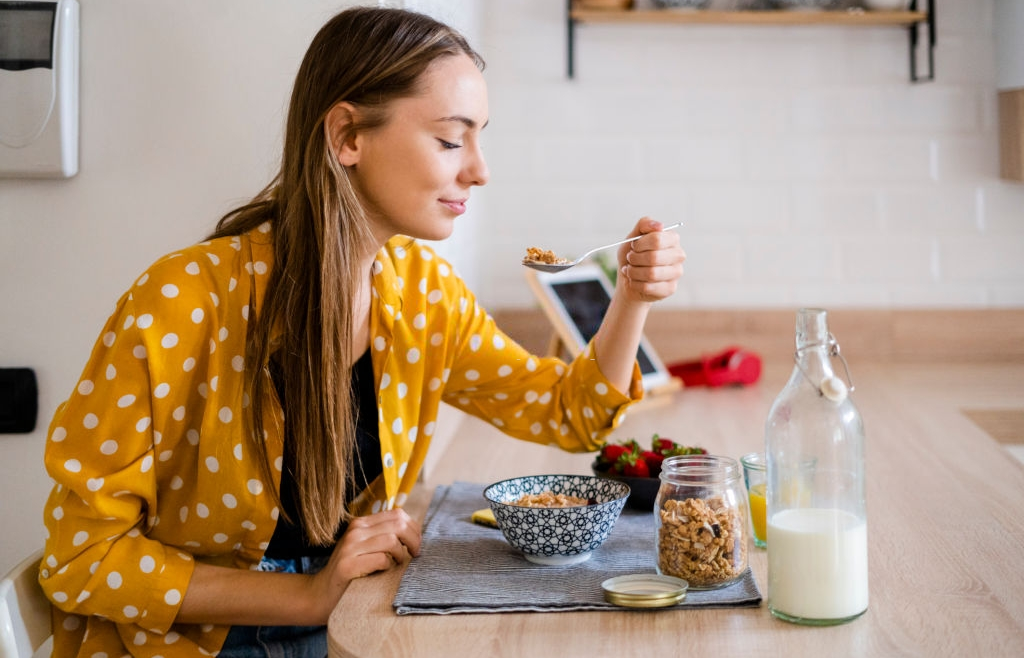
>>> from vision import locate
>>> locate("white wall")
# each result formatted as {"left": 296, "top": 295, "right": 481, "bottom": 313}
{"left": 480, "top": 0, "right": 1024, "bottom": 308}
{"left": 994, "top": 0, "right": 1024, "bottom": 89}
{"left": 1, "top": 0, "right": 1022, "bottom": 572}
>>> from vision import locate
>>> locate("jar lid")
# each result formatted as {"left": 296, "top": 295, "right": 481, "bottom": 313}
{"left": 601, "top": 574, "right": 688, "bottom": 608}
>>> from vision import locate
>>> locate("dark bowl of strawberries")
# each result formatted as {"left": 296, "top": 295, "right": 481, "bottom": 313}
{"left": 592, "top": 434, "right": 707, "bottom": 511}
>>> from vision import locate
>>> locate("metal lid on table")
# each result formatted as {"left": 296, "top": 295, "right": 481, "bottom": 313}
{"left": 601, "top": 574, "right": 688, "bottom": 608}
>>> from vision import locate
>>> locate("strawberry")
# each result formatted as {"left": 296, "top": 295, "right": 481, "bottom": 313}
{"left": 652, "top": 435, "right": 676, "bottom": 456}
{"left": 598, "top": 443, "right": 631, "bottom": 470}
{"left": 668, "top": 444, "right": 708, "bottom": 457}
{"left": 640, "top": 450, "right": 664, "bottom": 478}
{"left": 620, "top": 453, "right": 650, "bottom": 478}
{"left": 620, "top": 438, "right": 642, "bottom": 454}
{"left": 598, "top": 435, "right": 705, "bottom": 479}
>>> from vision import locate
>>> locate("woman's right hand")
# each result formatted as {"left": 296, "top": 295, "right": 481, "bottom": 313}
{"left": 308, "top": 508, "right": 422, "bottom": 622}
{"left": 176, "top": 508, "right": 421, "bottom": 627}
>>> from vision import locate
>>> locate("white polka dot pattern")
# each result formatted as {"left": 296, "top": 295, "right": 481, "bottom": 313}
{"left": 40, "top": 230, "right": 641, "bottom": 657}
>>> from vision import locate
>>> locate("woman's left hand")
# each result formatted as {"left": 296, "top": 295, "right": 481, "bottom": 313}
{"left": 615, "top": 217, "right": 686, "bottom": 303}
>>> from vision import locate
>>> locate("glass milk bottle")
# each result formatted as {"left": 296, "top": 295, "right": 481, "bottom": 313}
{"left": 765, "top": 308, "right": 868, "bottom": 625}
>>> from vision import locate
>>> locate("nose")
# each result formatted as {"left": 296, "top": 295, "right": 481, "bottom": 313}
{"left": 462, "top": 143, "right": 489, "bottom": 187}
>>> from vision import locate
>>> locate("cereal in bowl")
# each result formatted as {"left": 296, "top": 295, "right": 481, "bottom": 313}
{"left": 512, "top": 491, "right": 591, "bottom": 508}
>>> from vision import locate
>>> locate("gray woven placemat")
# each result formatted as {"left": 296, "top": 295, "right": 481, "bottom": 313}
{"left": 393, "top": 481, "right": 762, "bottom": 615}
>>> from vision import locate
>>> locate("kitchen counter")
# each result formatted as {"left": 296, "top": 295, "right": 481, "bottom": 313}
{"left": 328, "top": 360, "right": 1024, "bottom": 657}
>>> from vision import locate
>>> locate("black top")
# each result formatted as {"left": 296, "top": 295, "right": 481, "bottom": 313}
{"left": 263, "top": 349, "right": 383, "bottom": 558}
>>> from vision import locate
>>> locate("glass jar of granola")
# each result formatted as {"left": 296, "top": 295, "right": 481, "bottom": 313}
{"left": 655, "top": 454, "right": 749, "bottom": 589}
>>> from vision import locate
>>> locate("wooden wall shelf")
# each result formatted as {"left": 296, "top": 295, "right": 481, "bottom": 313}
{"left": 566, "top": 1, "right": 936, "bottom": 82}
{"left": 998, "top": 88, "right": 1024, "bottom": 182}
{"left": 570, "top": 9, "right": 926, "bottom": 26}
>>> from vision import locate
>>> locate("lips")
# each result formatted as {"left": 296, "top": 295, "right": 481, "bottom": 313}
{"left": 440, "top": 198, "right": 467, "bottom": 215}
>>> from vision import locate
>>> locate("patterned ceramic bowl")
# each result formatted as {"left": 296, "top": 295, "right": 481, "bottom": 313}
{"left": 483, "top": 474, "right": 630, "bottom": 565}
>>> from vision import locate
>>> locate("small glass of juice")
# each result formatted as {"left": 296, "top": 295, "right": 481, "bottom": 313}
{"left": 741, "top": 452, "right": 767, "bottom": 549}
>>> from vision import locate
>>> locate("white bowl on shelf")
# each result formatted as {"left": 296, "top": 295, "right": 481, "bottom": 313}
{"left": 863, "top": 0, "right": 911, "bottom": 10}
{"left": 652, "top": 0, "right": 712, "bottom": 9}
{"left": 773, "top": 0, "right": 842, "bottom": 9}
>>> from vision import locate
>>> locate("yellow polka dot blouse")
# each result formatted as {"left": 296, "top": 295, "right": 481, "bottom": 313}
{"left": 40, "top": 224, "right": 642, "bottom": 657}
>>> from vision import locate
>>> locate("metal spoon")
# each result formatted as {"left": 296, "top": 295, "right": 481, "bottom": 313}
{"left": 522, "top": 222, "right": 684, "bottom": 273}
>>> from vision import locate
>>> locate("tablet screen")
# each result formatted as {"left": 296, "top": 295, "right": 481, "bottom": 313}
{"left": 549, "top": 279, "right": 658, "bottom": 376}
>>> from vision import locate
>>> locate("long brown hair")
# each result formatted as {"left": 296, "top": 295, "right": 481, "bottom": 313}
{"left": 208, "top": 7, "right": 483, "bottom": 545}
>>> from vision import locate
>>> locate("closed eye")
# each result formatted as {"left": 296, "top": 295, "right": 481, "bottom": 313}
{"left": 437, "top": 139, "right": 462, "bottom": 150}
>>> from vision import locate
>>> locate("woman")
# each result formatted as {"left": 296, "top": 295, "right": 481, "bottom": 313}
{"left": 39, "top": 6, "right": 685, "bottom": 657}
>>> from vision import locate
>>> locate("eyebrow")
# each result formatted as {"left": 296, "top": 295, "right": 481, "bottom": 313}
{"left": 436, "top": 115, "right": 489, "bottom": 130}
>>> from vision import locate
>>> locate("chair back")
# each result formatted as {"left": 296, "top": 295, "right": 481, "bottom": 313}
{"left": 0, "top": 550, "right": 51, "bottom": 658}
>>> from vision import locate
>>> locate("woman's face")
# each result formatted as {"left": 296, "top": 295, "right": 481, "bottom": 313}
{"left": 347, "top": 53, "right": 490, "bottom": 244}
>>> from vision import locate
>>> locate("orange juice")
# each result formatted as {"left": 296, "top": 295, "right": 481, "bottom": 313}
{"left": 748, "top": 482, "right": 767, "bottom": 547}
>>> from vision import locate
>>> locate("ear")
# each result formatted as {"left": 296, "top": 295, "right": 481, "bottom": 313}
{"left": 325, "top": 102, "right": 361, "bottom": 166}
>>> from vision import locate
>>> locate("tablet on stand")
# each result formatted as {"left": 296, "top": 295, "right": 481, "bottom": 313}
{"left": 524, "top": 264, "right": 681, "bottom": 397}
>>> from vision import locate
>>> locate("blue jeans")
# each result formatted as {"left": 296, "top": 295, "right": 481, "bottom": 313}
{"left": 217, "top": 556, "right": 330, "bottom": 658}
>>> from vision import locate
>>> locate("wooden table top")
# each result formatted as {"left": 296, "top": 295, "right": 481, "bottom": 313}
{"left": 328, "top": 361, "right": 1024, "bottom": 657}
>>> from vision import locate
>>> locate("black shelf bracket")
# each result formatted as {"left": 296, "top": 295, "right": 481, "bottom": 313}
{"left": 567, "top": 0, "right": 577, "bottom": 80}
{"left": 909, "top": 0, "right": 936, "bottom": 83}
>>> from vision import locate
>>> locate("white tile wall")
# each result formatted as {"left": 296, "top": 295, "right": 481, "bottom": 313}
{"left": 474, "top": 0, "right": 1024, "bottom": 309}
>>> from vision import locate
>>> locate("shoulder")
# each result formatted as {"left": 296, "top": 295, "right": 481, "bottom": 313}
{"left": 112, "top": 231, "right": 271, "bottom": 356}
{"left": 129, "top": 231, "right": 265, "bottom": 308}
{"left": 140, "top": 234, "right": 248, "bottom": 283}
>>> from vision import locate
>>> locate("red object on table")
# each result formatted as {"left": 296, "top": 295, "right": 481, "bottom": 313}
{"left": 668, "top": 347, "right": 762, "bottom": 388}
